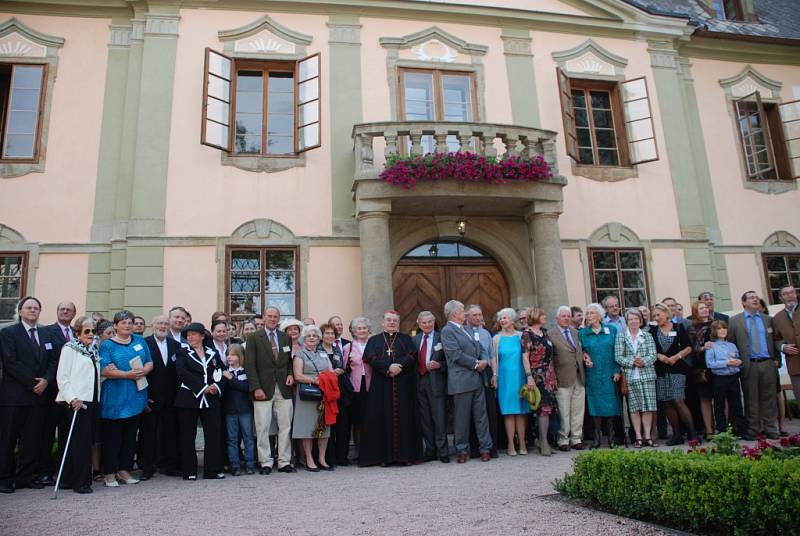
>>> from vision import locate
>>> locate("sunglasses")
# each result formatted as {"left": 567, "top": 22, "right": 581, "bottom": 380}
{"left": 82, "top": 329, "right": 96, "bottom": 335}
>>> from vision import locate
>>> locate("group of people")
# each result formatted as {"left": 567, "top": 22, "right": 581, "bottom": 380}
{"left": 0, "top": 284, "right": 798, "bottom": 494}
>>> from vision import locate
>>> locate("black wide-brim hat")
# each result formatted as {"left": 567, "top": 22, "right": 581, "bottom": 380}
{"left": 181, "top": 322, "right": 206, "bottom": 338}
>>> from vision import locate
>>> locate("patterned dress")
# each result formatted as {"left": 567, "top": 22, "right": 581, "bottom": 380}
{"left": 521, "top": 328, "right": 558, "bottom": 416}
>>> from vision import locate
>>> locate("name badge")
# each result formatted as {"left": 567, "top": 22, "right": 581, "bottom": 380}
{"left": 44, "top": 342, "right": 53, "bottom": 350}
{"left": 282, "top": 345, "right": 290, "bottom": 352}
{"left": 213, "top": 369, "right": 223, "bottom": 383}
{"left": 668, "top": 331, "right": 677, "bottom": 337}
{"left": 434, "top": 343, "right": 442, "bottom": 351}
{"left": 171, "top": 355, "right": 177, "bottom": 362}
{"left": 238, "top": 373, "right": 247, "bottom": 380}
{"left": 473, "top": 332, "right": 480, "bottom": 342}
{"left": 767, "top": 328, "right": 773, "bottom": 334}
{"left": 603, "top": 327, "right": 610, "bottom": 335}
{"left": 546, "top": 340, "right": 552, "bottom": 347}
{"left": 133, "top": 344, "right": 143, "bottom": 351}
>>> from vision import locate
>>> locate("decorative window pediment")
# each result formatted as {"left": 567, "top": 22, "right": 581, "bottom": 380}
{"left": 218, "top": 14, "right": 312, "bottom": 58}
{"left": 589, "top": 222, "right": 641, "bottom": 245}
{"left": 0, "top": 223, "right": 26, "bottom": 245}
{"left": 763, "top": 231, "right": 800, "bottom": 250}
{"left": 380, "top": 26, "right": 487, "bottom": 64}
{"left": 232, "top": 218, "right": 296, "bottom": 241}
{"left": 0, "top": 18, "right": 64, "bottom": 59}
{"left": 719, "top": 65, "right": 782, "bottom": 100}
{"left": 552, "top": 39, "right": 628, "bottom": 78}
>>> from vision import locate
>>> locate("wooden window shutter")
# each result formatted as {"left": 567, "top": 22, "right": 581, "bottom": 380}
{"left": 734, "top": 91, "right": 775, "bottom": 179}
{"left": 201, "top": 47, "right": 233, "bottom": 152}
{"left": 620, "top": 77, "right": 658, "bottom": 165}
{"left": 295, "top": 53, "right": 321, "bottom": 153}
{"left": 556, "top": 67, "right": 578, "bottom": 161}
{"left": 778, "top": 98, "right": 800, "bottom": 179}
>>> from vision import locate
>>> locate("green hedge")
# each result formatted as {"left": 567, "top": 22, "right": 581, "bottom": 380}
{"left": 554, "top": 449, "right": 800, "bottom": 535}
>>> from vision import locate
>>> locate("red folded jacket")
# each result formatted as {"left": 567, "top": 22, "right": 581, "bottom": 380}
{"left": 318, "top": 370, "right": 340, "bottom": 426}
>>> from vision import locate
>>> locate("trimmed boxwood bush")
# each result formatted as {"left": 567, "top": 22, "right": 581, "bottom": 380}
{"left": 554, "top": 449, "right": 800, "bottom": 535}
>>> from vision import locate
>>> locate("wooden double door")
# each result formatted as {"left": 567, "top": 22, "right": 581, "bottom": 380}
{"left": 393, "top": 260, "right": 510, "bottom": 334}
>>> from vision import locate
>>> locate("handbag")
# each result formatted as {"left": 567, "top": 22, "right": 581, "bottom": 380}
{"left": 619, "top": 369, "right": 629, "bottom": 396}
{"left": 298, "top": 350, "right": 323, "bottom": 401}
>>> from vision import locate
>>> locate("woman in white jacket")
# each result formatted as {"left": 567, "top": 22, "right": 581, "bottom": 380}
{"left": 55, "top": 316, "right": 101, "bottom": 494}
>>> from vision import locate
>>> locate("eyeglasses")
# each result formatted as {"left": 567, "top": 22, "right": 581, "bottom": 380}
{"left": 81, "top": 329, "right": 96, "bottom": 335}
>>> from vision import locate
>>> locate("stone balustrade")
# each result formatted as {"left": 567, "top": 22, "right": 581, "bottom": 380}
{"left": 351, "top": 121, "right": 561, "bottom": 180}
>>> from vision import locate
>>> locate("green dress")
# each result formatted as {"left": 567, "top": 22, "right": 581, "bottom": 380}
{"left": 578, "top": 324, "right": 621, "bottom": 417}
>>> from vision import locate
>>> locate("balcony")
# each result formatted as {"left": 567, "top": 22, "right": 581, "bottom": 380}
{"left": 351, "top": 121, "right": 566, "bottom": 217}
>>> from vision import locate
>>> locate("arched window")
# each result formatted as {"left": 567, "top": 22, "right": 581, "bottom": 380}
{"left": 402, "top": 240, "right": 489, "bottom": 259}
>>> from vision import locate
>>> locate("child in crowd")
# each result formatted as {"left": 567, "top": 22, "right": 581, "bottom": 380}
{"left": 222, "top": 344, "right": 256, "bottom": 475}
{"left": 705, "top": 321, "right": 746, "bottom": 437}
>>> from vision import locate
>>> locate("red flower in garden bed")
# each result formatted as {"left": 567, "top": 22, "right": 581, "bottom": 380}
{"left": 379, "top": 151, "right": 552, "bottom": 189}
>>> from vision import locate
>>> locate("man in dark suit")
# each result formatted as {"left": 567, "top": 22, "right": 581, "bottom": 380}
{"left": 36, "top": 301, "right": 76, "bottom": 485}
{"left": 414, "top": 311, "right": 449, "bottom": 463}
{"left": 245, "top": 306, "right": 295, "bottom": 474}
{"left": 773, "top": 285, "right": 800, "bottom": 402}
{"left": 137, "top": 314, "right": 181, "bottom": 479}
{"left": 328, "top": 315, "right": 350, "bottom": 355}
{"left": 0, "top": 296, "right": 58, "bottom": 492}
{"left": 441, "top": 300, "right": 492, "bottom": 463}
{"left": 728, "top": 290, "right": 781, "bottom": 439}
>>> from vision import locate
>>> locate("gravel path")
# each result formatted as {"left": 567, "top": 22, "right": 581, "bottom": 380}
{"left": 0, "top": 447, "right": 672, "bottom": 536}
{"left": 3, "top": 419, "right": 796, "bottom": 536}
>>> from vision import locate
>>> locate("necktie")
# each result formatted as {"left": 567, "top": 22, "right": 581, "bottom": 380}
{"left": 29, "top": 327, "right": 39, "bottom": 349}
{"left": 418, "top": 334, "right": 429, "bottom": 376}
{"left": 334, "top": 340, "right": 341, "bottom": 353}
{"left": 64, "top": 327, "right": 71, "bottom": 341}
{"left": 563, "top": 328, "right": 575, "bottom": 350}
{"left": 748, "top": 315, "right": 763, "bottom": 355}
{"left": 269, "top": 331, "right": 279, "bottom": 361}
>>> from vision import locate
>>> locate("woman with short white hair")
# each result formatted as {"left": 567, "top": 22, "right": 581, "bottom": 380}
{"left": 341, "top": 316, "right": 372, "bottom": 462}
{"left": 491, "top": 307, "right": 530, "bottom": 455}
{"left": 292, "top": 325, "right": 333, "bottom": 471}
{"left": 579, "top": 303, "right": 621, "bottom": 448}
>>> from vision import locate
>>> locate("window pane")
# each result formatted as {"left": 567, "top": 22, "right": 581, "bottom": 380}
{"left": 791, "top": 273, "right": 800, "bottom": 288}
{"left": 3, "top": 135, "right": 35, "bottom": 158}
{"left": 231, "top": 294, "right": 260, "bottom": 316}
{"left": 619, "top": 251, "right": 643, "bottom": 269}
{"left": 769, "top": 273, "right": 789, "bottom": 288}
{"left": 577, "top": 128, "right": 592, "bottom": 148}
{"left": 592, "top": 251, "right": 617, "bottom": 270}
{"left": 267, "top": 114, "right": 293, "bottom": 137}
{"left": 208, "top": 75, "right": 230, "bottom": 102}
{"left": 231, "top": 274, "right": 260, "bottom": 293}
{"left": 232, "top": 251, "right": 260, "bottom": 271}
{"left": 592, "top": 109, "right": 614, "bottom": 128}
{"left": 441, "top": 75, "right": 472, "bottom": 121}
{"left": 267, "top": 293, "right": 295, "bottom": 316}
{"left": 766, "top": 256, "right": 786, "bottom": 272}
{"left": 0, "top": 300, "right": 16, "bottom": 323}
{"left": 404, "top": 73, "right": 434, "bottom": 120}
{"left": 788, "top": 256, "right": 800, "bottom": 272}
{"left": 298, "top": 101, "right": 318, "bottom": 126}
{"left": 266, "top": 251, "right": 294, "bottom": 270}
{"left": 298, "top": 125, "right": 319, "bottom": 151}
{"left": 590, "top": 91, "right": 611, "bottom": 109}
{"left": 207, "top": 97, "right": 229, "bottom": 125}
{"left": 623, "top": 290, "right": 646, "bottom": 308}
{"left": 267, "top": 271, "right": 295, "bottom": 292}
{"left": 10, "top": 88, "right": 39, "bottom": 111}
{"left": 234, "top": 133, "right": 260, "bottom": 154}
{"left": 205, "top": 121, "right": 228, "bottom": 148}
{"left": 575, "top": 108, "right": 589, "bottom": 127}
{"left": 268, "top": 92, "right": 293, "bottom": 114}
{"left": 598, "top": 149, "right": 619, "bottom": 165}
{"left": 571, "top": 90, "right": 586, "bottom": 109}
{"left": 235, "top": 114, "right": 261, "bottom": 135}
{"left": 595, "top": 129, "right": 617, "bottom": 149}
{"left": 6, "top": 110, "right": 38, "bottom": 134}
{"left": 594, "top": 271, "right": 618, "bottom": 289}
{"left": 578, "top": 148, "right": 594, "bottom": 164}
{"left": 236, "top": 92, "right": 263, "bottom": 114}
{"left": 621, "top": 270, "right": 644, "bottom": 289}
{"left": 267, "top": 136, "right": 293, "bottom": 154}
{"left": 270, "top": 73, "right": 293, "bottom": 92}
{"left": 298, "top": 56, "right": 318, "bottom": 81}
{"left": 298, "top": 79, "right": 317, "bottom": 103}
{"left": 0, "top": 256, "right": 22, "bottom": 277}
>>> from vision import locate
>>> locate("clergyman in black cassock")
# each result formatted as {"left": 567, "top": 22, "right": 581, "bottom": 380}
{"left": 358, "top": 312, "right": 422, "bottom": 467}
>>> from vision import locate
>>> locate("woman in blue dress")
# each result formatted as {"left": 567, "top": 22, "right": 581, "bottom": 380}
{"left": 491, "top": 308, "right": 530, "bottom": 456}
{"left": 578, "top": 303, "right": 621, "bottom": 448}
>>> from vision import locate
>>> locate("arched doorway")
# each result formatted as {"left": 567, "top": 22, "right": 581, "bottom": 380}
{"left": 393, "top": 240, "right": 510, "bottom": 334}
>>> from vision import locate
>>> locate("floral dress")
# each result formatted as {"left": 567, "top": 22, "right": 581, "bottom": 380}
{"left": 521, "top": 327, "right": 558, "bottom": 416}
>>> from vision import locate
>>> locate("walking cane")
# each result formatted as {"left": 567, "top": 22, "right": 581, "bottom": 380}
{"left": 52, "top": 403, "right": 86, "bottom": 500}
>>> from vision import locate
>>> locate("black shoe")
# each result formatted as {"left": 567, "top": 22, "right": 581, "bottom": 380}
{"left": 490, "top": 450, "right": 499, "bottom": 459}
{"left": 306, "top": 465, "right": 320, "bottom": 472}
{"left": 0, "top": 485, "right": 13, "bottom": 494}
{"left": 230, "top": 469, "right": 241, "bottom": 477}
{"left": 319, "top": 464, "right": 334, "bottom": 471}
{"left": 666, "top": 436, "right": 684, "bottom": 446}
{"left": 139, "top": 471, "right": 154, "bottom": 481}
{"left": 160, "top": 468, "right": 181, "bottom": 477}
{"left": 37, "top": 475, "right": 54, "bottom": 487}
{"left": 439, "top": 455, "right": 450, "bottom": 463}
{"left": 278, "top": 465, "right": 296, "bottom": 473}
{"left": 337, "top": 460, "right": 351, "bottom": 467}
{"left": 423, "top": 454, "right": 437, "bottom": 463}
{"left": 259, "top": 466, "right": 272, "bottom": 475}
{"left": 17, "top": 481, "right": 44, "bottom": 490}
{"left": 73, "top": 485, "right": 93, "bottom": 494}
{"left": 590, "top": 439, "right": 601, "bottom": 449}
